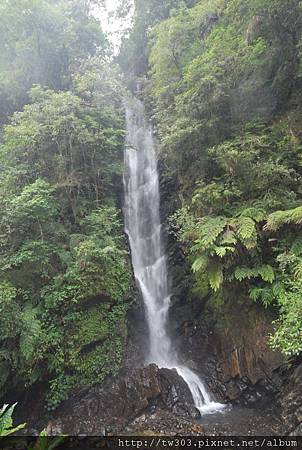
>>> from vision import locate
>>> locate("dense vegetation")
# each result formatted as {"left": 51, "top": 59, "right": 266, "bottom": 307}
{"left": 0, "top": 0, "right": 132, "bottom": 409}
{"left": 1, "top": 0, "right": 302, "bottom": 417}
{"left": 120, "top": 0, "right": 302, "bottom": 357}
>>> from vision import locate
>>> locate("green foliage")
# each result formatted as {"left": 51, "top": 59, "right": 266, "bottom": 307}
{"left": 118, "top": 0, "right": 188, "bottom": 76}
{"left": 269, "top": 281, "right": 302, "bottom": 357}
{"left": 234, "top": 265, "right": 275, "bottom": 283}
{"left": 0, "top": 52, "right": 132, "bottom": 407}
{"left": 266, "top": 206, "right": 302, "bottom": 231}
{"left": 28, "top": 431, "right": 66, "bottom": 450}
{"left": 0, "top": 0, "right": 107, "bottom": 122}
{"left": 170, "top": 119, "right": 302, "bottom": 357}
{"left": 0, "top": 404, "right": 26, "bottom": 436}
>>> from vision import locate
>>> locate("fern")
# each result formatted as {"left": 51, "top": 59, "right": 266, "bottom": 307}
{"left": 291, "top": 235, "right": 302, "bottom": 256}
{"left": 249, "top": 282, "right": 284, "bottom": 308}
{"left": 266, "top": 206, "right": 302, "bottom": 231}
{"left": 238, "top": 207, "right": 265, "bottom": 222}
{"left": 20, "top": 305, "right": 41, "bottom": 362}
{"left": 235, "top": 267, "right": 254, "bottom": 281}
{"left": 235, "top": 265, "right": 275, "bottom": 283}
{"left": 213, "top": 246, "right": 235, "bottom": 257}
{"left": 258, "top": 265, "right": 275, "bottom": 283}
{"left": 192, "top": 255, "right": 208, "bottom": 273}
{"left": 293, "top": 259, "right": 302, "bottom": 279}
{"left": 194, "top": 216, "right": 227, "bottom": 248}
{"left": 249, "top": 286, "right": 264, "bottom": 301}
{"left": 235, "top": 216, "right": 257, "bottom": 249}
{"left": 208, "top": 263, "right": 223, "bottom": 292}
{"left": 249, "top": 286, "right": 275, "bottom": 308}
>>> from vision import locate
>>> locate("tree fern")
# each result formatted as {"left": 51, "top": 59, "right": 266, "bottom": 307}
{"left": 235, "top": 265, "right": 275, "bottom": 283}
{"left": 194, "top": 216, "right": 228, "bottom": 248}
{"left": 237, "top": 206, "right": 265, "bottom": 222}
{"left": 266, "top": 206, "right": 302, "bottom": 231}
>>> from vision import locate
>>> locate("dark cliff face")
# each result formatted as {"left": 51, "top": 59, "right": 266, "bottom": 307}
{"left": 280, "top": 361, "right": 302, "bottom": 435}
{"left": 170, "top": 295, "right": 284, "bottom": 405}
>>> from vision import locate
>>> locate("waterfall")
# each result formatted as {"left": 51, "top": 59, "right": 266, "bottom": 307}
{"left": 123, "top": 98, "right": 225, "bottom": 415}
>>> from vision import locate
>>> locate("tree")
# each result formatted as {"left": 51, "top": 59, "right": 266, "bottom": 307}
{"left": 0, "top": 66, "right": 132, "bottom": 407}
{"left": 0, "top": 0, "right": 107, "bottom": 122}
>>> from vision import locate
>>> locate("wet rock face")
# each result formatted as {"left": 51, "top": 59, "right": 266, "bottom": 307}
{"left": 159, "top": 368, "right": 200, "bottom": 419}
{"left": 208, "top": 315, "right": 283, "bottom": 404}
{"left": 47, "top": 364, "right": 199, "bottom": 436}
{"left": 280, "top": 362, "right": 302, "bottom": 436}
{"left": 168, "top": 291, "right": 284, "bottom": 408}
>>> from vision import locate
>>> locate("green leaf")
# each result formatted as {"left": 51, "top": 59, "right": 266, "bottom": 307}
{"left": 234, "top": 265, "right": 275, "bottom": 283}
{"left": 192, "top": 256, "right": 208, "bottom": 273}
{"left": 213, "top": 246, "right": 235, "bottom": 257}
{"left": 208, "top": 264, "right": 223, "bottom": 292}
{"left": 0, "top": 403, "right": 26, "bottom": 436}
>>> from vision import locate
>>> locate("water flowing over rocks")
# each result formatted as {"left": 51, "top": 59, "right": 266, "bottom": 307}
{"left": 45, "top": 365, "right": 200, "bottom": 436}
{"left": 123, "top": 97, "right": 224, "bottom": 414}
{"left": 39, "top": 363, "right": 284, "bottom": 436}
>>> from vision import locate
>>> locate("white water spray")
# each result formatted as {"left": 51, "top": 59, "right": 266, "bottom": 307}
{"left": 123, "top": 98, "right": 224, "bottom": 415}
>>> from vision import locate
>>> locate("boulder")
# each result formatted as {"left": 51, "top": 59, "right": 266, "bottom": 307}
{"left": 46, "top": 364, "right": 200, "bottom": 435}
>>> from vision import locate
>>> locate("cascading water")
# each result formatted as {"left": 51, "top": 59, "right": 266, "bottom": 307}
{"left": 123, "top": 98, "right": 224, "bottom": 415}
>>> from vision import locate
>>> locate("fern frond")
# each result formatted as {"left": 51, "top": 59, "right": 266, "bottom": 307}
{"left": 192, "top": 255, "right": 208, "bottom": 273}
{"left": 235, "top": 216, "right": 257, "bottom": 249}
{"left": 265, "top": 206, "right": 302, "bottom": 231}
{"left": 293, "top": 260, "right": 302, "bottom": 279}
{"left": 234, "top": 267, "right": 254, "bottom": 281}
{"left": 238, "top": 207, "right": 265, "bottom": 222}
{"left": 195, "top": 216, "right": 228, "bottom": 248}
{"left": 291, "top": 235, "right": 302, "bottom": 256}
{"left": 258, "top": 265, "right": 275, "bottom": 283}
{"left": 249, "top": 287, "right": 263, "bottom": 302}
{"left": 235, "top": 265, "right": 275, "bottom": 283}
{"left": 249, "top": 286, "right": 275, "bottom": 308}
{"left": 20, "top": 305, "right": 41, "bottom": 361}
{"left": 208, "top": 263, "right": 223, "bottom": 291}
{"left": 212, "top": 246, "right": 235, "bottom": 257}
